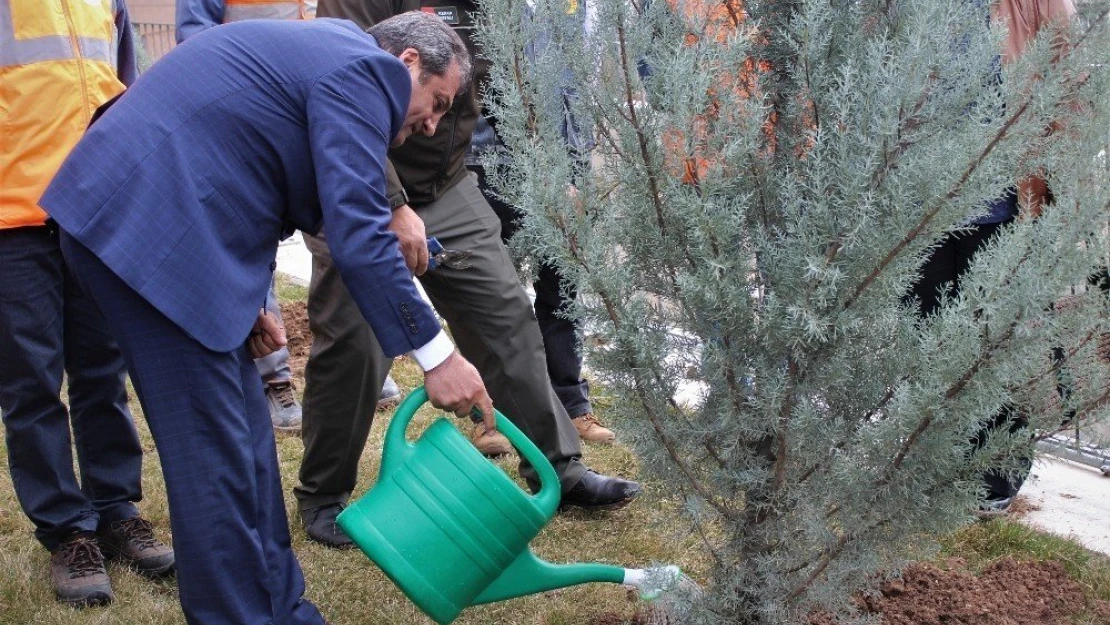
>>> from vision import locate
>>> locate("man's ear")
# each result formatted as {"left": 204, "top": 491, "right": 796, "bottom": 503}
{"left": 398, "top": 47, "right": 421, "bottom": 69}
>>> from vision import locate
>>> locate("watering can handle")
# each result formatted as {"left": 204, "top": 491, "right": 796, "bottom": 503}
{"left": 381, "top": 386, "right": 562, "bottom": 515}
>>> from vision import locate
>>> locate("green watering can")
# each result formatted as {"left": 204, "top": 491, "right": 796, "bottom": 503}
{"left": 336, "top": 387, "right": 687, "bottom": 625}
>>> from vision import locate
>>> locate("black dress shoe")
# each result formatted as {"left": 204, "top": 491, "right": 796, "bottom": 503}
{"left": 560, "top": 470, "right": 642, "bottom": 511}
{"left": 300, "top": 503, "right": 354, "bottom": 549}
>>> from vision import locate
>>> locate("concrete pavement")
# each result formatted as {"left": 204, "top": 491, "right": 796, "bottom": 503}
{"left": 276, "top": 231, "right": 312, "bottom": 285}
{"left": 1019, "top": 456, "right": 1110, "bottom": 555}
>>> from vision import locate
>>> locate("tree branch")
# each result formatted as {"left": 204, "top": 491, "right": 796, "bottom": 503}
{"left": 844, "top": 6, "right": 1110, "bottom": 312}
{"left": 843, "top": 100, "right": 1031, "bottom": 311}
{"left": 615, "top": 22, "right": 668, "bottom": 238}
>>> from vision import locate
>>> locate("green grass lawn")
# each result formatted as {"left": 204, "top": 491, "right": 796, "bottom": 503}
{"left": 0, "top": 275, "right": 1107, "bottom": 624}
{"left": 0, "top": 366, "right": 700, "bottom": 625}
{"left": 0, "top": 276, "right": 702, "bottom": 625}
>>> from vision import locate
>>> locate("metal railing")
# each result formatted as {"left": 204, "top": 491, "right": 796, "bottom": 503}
{"left": 1036, "top": 271, "right": 1110, "bottom": 474}
{"left": 133, "top": 22, "right": 176, "bottom": 67}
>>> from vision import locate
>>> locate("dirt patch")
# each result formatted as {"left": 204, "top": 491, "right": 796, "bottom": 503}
{"left": 281, "top": 301, "right": 311, "bottom": 358}
{"left": 280, "top": 300, "right": 311, "bottom": 385}
{"left": 1005, "top": 495, "right": 1041, "bottom": 518}
{"left": 810, "top": 557, "right": 1110, "bottom": 625}
{"left": 588, "top": 612, "right": 660, "bottom": 625}
{"left": 590, "top": 558, "right": 1110, "bottom": 625}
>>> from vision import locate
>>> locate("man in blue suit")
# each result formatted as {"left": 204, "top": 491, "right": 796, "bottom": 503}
{"left": 40, "top": 13, "right": 491, "bottom": 625}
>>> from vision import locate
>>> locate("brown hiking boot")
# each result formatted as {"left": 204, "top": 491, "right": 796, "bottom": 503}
{"left": 469, "top": 423, "right": 512, "bottom": 457}
{"left": 97, "top": 516, "right": 175, "bottom": 578}
{"left": 50, "top": 533, "right": 113, "bottom": 607}
{"left": 572, "top": 413, "right": 616, "bottom": 444}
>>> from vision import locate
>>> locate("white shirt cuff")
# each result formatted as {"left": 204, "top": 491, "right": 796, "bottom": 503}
{"left": 410, "top": 330, "right": 454, "bottom": 371}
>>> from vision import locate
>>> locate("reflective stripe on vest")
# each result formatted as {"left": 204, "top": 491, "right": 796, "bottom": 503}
{"left": 0, "top": 0, "right": 115, "bottom": 66}
{"left": 223, "top": 0, "right": 317, "bottom": 23}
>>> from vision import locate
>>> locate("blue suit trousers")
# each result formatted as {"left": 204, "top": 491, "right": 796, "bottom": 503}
{"left": 60, "top": 232, "right": 325, "bottom": 625}
{"left": 0, "top": 226, "right": 141, "bottom": 551}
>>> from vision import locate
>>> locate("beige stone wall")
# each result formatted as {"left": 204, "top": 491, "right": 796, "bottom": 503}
{"left": 128, "top": 0, "right": 175, "bottom": 24}
{"left": 128, "top": 1, "right": 177, "bottom": 61}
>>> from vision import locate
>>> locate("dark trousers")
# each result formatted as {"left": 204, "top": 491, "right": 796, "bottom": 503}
{"left": 910, "top": 218, "right": 1031, "bottom": 499}
{"left": 0, "top": 226, "right": 141, "bottom": 551}
{"left": 1052, "top": 267, "right": 1110, "bottom": 423}
{"left": 471, "top": 165, "right": 592, "bottom": 418}
{"left": 295, "top": 172, "right": 586, "bottom": 511}
{"left": 60, "top": 233, "right": 324, "bottom": 625}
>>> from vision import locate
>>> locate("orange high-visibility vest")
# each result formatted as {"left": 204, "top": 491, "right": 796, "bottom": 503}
{"left": 223, "top": 0, "right": 316, "bottom": 23}
{"left": 0, "top": 0, "right": 128, "bottom": 229}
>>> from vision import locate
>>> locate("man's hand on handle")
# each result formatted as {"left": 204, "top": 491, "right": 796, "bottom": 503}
{"left": 248, "top": 308, "right": 286, "bottom": 359}
{"left": 389, "top": 204, "right": 430, "bottom": 276}
{"left": 423, "top": 351, "right": 495, "bottom": 432}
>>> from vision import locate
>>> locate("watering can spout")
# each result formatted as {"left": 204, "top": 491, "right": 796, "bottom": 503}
{"left": 472, "top": 551, "right": 625, "bottom": 605}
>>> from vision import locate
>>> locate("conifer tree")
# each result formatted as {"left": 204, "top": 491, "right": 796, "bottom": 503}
{"left": 477, "top": 1, "right": 1110, "bottom": 622}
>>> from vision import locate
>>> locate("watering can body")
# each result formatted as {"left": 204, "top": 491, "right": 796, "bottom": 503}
{"left": 336, "top": 388, "right": 624, "bottom": 624}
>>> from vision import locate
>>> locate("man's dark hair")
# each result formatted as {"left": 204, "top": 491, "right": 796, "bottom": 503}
{"left": 368, "top": 11, "right": 472, "bottom": 92}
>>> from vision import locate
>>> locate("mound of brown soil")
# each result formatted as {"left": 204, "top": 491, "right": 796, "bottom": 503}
{"left": 280, "top": 301, "right": 311, "bottom": 380}
{"left": 848, "top": 557, "right": 1103, "bottom": 625}
{"left": 590, "top": 558, "right": 1110, "bottom": 625}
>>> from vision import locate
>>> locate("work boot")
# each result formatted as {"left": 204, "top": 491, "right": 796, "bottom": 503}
{"left": 97, "top": 516, "right": 175, "bottom": 578}
{"left": 50, "top": 533, "right": 113, "bottom": 607}
{"left": 266, "top": 380, "right": 302, "bottom": 433}
{"left": 469, "top": 423, "right": 512, "bottom": 457}
{"left": 571, "top": 413, "right": 616, "bottom": 444}
{"left": 301, "top": 503, "right": 354, "bottom": 549}
{"left": 377, "top": 375, "right": 402, "bottom": 412}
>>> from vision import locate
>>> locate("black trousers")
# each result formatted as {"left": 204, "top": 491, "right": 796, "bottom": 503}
{"left": 1052, "top": 267, "right": 1110, "bottom": 423}
{"left": 909, "top": 218, "right": 1031, "bottom": 500}
{"left": 295, "top": 173, "right": 587, "bottom": 512}
{"left": 470, "top": 165, "right": 593, "bottom": 418}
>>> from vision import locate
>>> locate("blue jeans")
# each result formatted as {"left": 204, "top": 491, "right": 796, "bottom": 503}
{"left": 0, "top": 226, "right": 142, "bottom": 550}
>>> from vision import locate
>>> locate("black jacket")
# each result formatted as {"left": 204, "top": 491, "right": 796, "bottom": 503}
{"left": 318, "top": 0, "right": 486, "bottom": 207}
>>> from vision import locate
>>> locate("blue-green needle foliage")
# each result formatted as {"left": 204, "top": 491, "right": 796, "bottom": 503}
{"left": 477, "top": 0, "right": 1110, "bottom": 622}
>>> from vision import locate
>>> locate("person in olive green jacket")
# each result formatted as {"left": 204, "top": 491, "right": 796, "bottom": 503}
{"left": 294, "top": 1, "right": 641, "bottom": 549}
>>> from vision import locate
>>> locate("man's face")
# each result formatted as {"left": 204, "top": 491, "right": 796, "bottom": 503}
{"left": 392, "top": 48, "right": 462, "bottom": 147}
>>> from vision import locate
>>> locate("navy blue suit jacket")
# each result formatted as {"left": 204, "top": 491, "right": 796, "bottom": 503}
{"left": 41, "top": 19, "right": 440, "bottom": 357}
